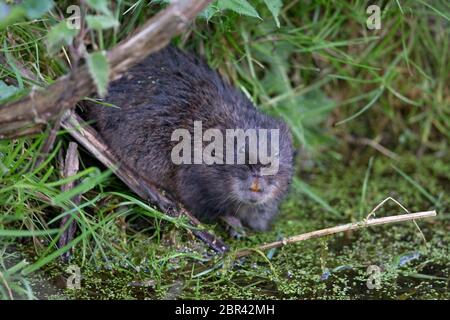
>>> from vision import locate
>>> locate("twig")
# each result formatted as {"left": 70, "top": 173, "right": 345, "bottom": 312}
{"left": 34, "top": 117, "right": 62, "bottom": 169}
{"left": 235, "top": 210, "right": 436, "bottom": 258}
{"left": 61, "top": 110, "right": 228, "bottom": 254}
{"left": 0, "top": 0, "right": 213, "bottom": 138}
{"left": 57, "top": 142, "right": 81, "bottom": 261}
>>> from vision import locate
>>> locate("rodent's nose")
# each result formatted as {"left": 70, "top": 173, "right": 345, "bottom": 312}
{"left": 249, "top": 179, "right": 263, "bottom": 193}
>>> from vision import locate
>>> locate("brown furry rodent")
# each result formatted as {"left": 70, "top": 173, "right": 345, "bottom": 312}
{"left": 84, "top": 45, "right": 294, "bottom": 232}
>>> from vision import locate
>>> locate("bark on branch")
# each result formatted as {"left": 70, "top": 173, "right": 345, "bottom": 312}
{"left": 0, "top": 0, "right": 213, "bottom": 138}
{"left": 58, "top": 142, "right": 81, "bottom": 261}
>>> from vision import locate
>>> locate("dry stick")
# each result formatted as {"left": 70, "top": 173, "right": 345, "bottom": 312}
{"left": 34, "top": 117, "right": 62, "bottom": 169}
{"left": 61, "top": 111, "right": 229, "bottom": 254}
{"left": 235, "top": 210, "right": 437, "bottom": 258}
{"left": 0, "top": 0, "right": 213, "bottom": 138}
{"left": 57, "top": 142, "right": 81, "bottom": 261}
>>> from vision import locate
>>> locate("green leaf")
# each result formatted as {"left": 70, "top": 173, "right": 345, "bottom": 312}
{"left": 86, "top": 14, "right": 119, "bottom": 30}
{"left": 199, "top": 3, "right": 221, "bottom": 21}
{"left": 22, "top": 0, "right": 54, "bottom": 19}
{"left": 84, "top": 0, "right": 111, "bottom": 15}
{"left": 263, "top": 0, "right": 282, "bottom": 27}
{"left": 0, "top": 81, "right": 19, "bottom": 100}
{"left": 217, "top": 0, "right": 260, "bottom": 18}
{"left": 46, "top": 21, "right": 78, "bottom": 55}
{"left": 0, "top": 4, "right": 26, "bottom": 30}
{"left": 0, "top": 2, "right": 13, "bottom": 20}
{"left": 87, "top": 51, "right": 110, "bottom": 98}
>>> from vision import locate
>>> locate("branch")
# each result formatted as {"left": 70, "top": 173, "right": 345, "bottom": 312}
{"left": 57, "top": 142, "right": 81, "bottom": 261}
{"left": 235, "top": 210, "right": 437, "bottom": 258}
{"left": 0, "top": 0, "right": 213, "bottom": 138}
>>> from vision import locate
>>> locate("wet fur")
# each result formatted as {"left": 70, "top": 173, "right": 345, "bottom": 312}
{"left": 84, "top": 46, "right": 294, "bottom": 231}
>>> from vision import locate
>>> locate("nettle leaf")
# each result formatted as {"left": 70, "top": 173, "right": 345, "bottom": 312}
{"left": 199, "top": 3, "right": 221, "bottom": 21}
{"left": 87, "top": 51, "right": 110, "bottom": 98}
{"left": 84, "top": 0, "right": 111, "bottom": 15}
{"left": 46, "top": 21, "right": 78, "bottom": 55}
{"left": 22, "top": 0, "right": 54, "bottom": 19}
{"left": 86, "top": 14, "right": 119, "bottom": 30}
{"left": 263, "top": 0, "right": 282, "bottom": 27}
{"left": 0, "top": 0, "right": 53, "bottom": 29}
{"left": 217, "top": 0, "right": 260, "bottom": 18}
{"left": 0, "top": 7, "right": 26, "bottom": 30}
{"left": 0, "top": 81, "right": 19, "bottom": 100}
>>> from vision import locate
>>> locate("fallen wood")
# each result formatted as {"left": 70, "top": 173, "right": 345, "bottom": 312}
{"left": 57, "top": 142, "right": 81, "bottom": 261}
{"left": 0, "top": 0, "right": 213, "bottom": 138}
{"left": 235, "top": 210, "right": 437, "bottom": 258}
{"left": 34, "top": 118, "right": 62, "bottom": 169}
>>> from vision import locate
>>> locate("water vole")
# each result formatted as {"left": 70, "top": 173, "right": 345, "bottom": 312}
{"left": 84, "top": 46, "right": 294, "bottom": 232}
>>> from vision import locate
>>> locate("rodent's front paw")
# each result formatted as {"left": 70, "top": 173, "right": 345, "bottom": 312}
{"left": 227, "top": 226, "right": 247, "bottom": 240}
{"left": 220, "top": 215, "right": 247, "bottom": 239}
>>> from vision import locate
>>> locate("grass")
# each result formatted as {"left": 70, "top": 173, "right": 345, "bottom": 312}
{"left": 11, "top": 155, "right": 448, "bottom": 300}
{"left": 0, "top": 0, "right": 449, "bottom": 299}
